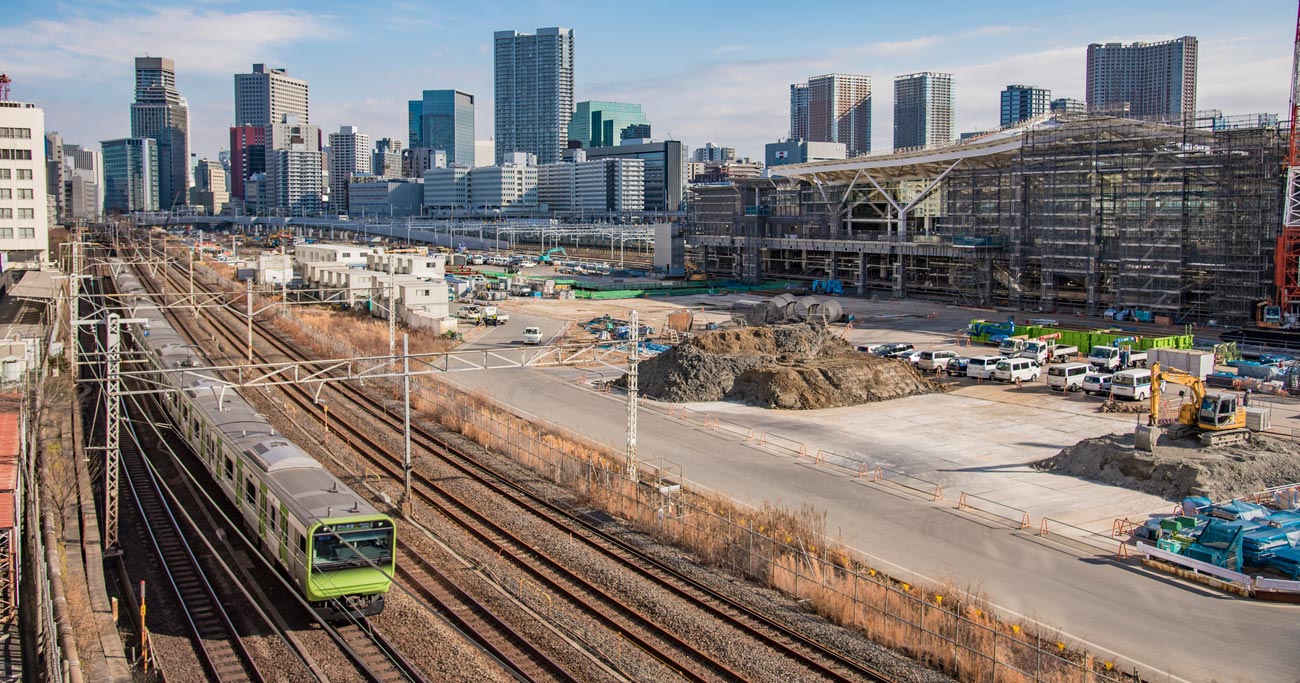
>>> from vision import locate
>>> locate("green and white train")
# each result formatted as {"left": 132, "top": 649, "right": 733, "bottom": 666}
{"left": 112, "top": 262, "right": 393, "bottom": 619}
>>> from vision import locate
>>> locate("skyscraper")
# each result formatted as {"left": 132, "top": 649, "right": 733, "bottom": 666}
{"left": 235, "top": 64, "right": 309, "bottom": 127}
{"left": 101, "top": 137, "right": 159, "bottom": 213}
{"left": 63, "top": 143, "right": 103, "bottom": 222}
{"left": 789, "top": 83, "right": 810, "bottom": 141}
{"left": 807, "top": 73, "right": 871, "bottom": 157}
{"left": 191, "top": 159, "right": 228, "bottom": 216}
{"left": 1000, "top": 84, "right": 1050, "bottom": 127}
{"left": 893, "top": 72, "right": 953, "bottom": 150}
{"left": 328, "top": 126, "right": 371, "bottom": 214}
{"left": 1086, "top": 37, "right": 1197, "bottom": 118}
{"left": 494, "top": 27, "right": 575, "bottom": 165}
{"left": 267, "top": 145, "right": 323, "bottom": 216}
{"left": 130, "top": 57, "right": 189, "bottom": 209}
{"left": 568, "top": 101, "right": 651, "bottom": 149}
{"left": 407, "top": 90, "right": 475, "bottom": 165}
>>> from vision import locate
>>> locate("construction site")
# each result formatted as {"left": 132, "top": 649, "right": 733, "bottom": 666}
{"left": 689, "top": 112, "right": 1286, "bottom": 326}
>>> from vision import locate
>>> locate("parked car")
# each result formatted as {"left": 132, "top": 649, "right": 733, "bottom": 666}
{"left": 917, "top": 350, "right": 960, "bottom": 373}
{"left": 872, "top": 343, "right": 914, "bottom": 358}
{"left": 900, "top": 350, "right": 925, "bottom": 366}
{"left": 965, "top": 355, "right": 1006, "bottom": 380}
{"left": 944, "top": 357, "right": 971, "bottom": 376}
{"left": 1082, "top": 371, "right": 1114, "bottom": 396}
{"left": 992, "top": 358, "right": 1041, "bottom": 383}
{"left": 1046, "top": 362, "right": 1091, "bottom": 392}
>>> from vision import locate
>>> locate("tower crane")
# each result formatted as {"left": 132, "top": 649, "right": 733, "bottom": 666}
{"left": 1274, "top": 1, "right": 1300, "bottom": 313}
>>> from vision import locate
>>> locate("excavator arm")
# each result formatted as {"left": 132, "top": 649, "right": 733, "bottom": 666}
{"left": 1150, "top": 362, "right": 1206, "bottom": 426}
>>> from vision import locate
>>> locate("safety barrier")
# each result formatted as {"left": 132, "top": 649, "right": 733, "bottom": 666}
{"left": 1037, "top": 517, "right": 1126, "bottom": 557}
{"left": 956, "top": 492, "right": 1031, "bottom": 530}
{"left": 870, "top": 465, "right": 945, "bottom": 502}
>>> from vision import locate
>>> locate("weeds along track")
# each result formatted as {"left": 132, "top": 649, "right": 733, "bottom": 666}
{"left": 153, "top": 251, "right": 899, "bottom": 683}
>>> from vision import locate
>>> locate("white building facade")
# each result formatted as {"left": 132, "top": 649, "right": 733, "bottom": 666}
{"left": 327, "top": 125, "right": 371, "bottom": 214}
{"left": 0, "top": 102, "right": 49, "bottom": 263}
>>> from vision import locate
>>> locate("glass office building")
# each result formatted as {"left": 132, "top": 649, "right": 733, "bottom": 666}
{"left": 408, "top": 90, "right": 475, "bottom": 166}
{"left": 568, "top": 101, "right": 651, "bottom": 149}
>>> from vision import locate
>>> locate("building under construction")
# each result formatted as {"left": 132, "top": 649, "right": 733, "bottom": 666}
{"left": 688, "top": 113, "right": 1285, "bottom": 325}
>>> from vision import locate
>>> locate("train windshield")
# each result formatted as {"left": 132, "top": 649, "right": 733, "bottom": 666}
{"left": 312, "top": 527, "right": 394, "bottom": 571}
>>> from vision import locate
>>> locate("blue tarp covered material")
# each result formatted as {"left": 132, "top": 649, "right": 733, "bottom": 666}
{"left": 1266, "top": 546, "right": 1300, "bottom": 579}
{"left": 1191, "top": 520, "right": 1247, "bottom": 571}
{"left": 1182, "top": 496, "right": 1213, "bottom": 515}
{"left": 1211, "top": 500, "right": 1269, "bottom": 522}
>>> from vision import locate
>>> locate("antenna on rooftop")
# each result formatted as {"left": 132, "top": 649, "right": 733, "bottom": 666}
{"left": 0, "top": 73, "right": 11, "bottom": 101}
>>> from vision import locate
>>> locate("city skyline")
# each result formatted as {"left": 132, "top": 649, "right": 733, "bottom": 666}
{"left": 1, "top": 1, "right": 1292, "bottom": 162}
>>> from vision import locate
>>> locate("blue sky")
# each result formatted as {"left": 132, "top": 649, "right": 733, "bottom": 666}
{"left": 2, "top": 0, "right": 1295, "bottom": 161}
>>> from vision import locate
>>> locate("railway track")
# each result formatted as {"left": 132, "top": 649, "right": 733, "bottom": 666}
{"left": 394, "top": 547, "right": 580, "bottom": 683}
{"left": 110, "top": 254, "right": 435, "bottom": 683}
{"left": 118, "top": 409, "right": 268, "bottom": 683}
{"left": 152, "top": 247, "right": 898, "bottom": 682}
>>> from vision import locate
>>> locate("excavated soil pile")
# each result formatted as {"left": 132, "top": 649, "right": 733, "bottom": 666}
{"left": 1035, "top": 432, "right": 1300, "bottom": 501}
{"left": 635, "top": 324, "right": 935, "bottom": 409}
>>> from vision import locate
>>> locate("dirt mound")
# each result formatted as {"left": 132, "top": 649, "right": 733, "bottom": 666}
{"left": 636, "top": 324, "right": 936, "bottom": 409}
{"left": 1035, "top": 431, "right": 1300, "bottom": 501}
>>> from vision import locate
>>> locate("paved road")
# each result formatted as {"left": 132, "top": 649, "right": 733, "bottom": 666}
{"left": 441, "top": 366, "right": 1300, "bottom": 683}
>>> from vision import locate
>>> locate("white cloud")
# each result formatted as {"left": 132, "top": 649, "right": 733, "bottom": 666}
{"left": 839, "top": 36, "right": 942, "bottom": 57}
{"left": 0, "top": 7, "right": 337, "bottom": 82}
{"left": 713, "top": 45, "right": 750, "bottom": 55}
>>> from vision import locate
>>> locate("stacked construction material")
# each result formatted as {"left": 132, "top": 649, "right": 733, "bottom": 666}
{"left": 1138, "top": 493, "right": 1300, "bottom": 577}
{"left": 729, "top": 295, "right": 844, "bottom": 326}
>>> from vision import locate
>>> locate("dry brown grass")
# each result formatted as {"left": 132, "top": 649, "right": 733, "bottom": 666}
{"left": 209, "top": 262, "right": 1136, "bottom": 683}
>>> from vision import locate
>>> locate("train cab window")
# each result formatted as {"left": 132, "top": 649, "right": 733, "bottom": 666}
{"left": 224, "top": 457, "right": 233, "bottom": 480}
{"left": 244, "top": 479, "right": 256, "bottom": 506}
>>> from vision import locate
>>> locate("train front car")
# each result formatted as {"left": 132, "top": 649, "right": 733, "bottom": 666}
{"left": 267, "top": 458, "right": 395, "bottom": 620}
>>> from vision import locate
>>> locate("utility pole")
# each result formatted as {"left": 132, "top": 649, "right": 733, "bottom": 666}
{"left": 626, "top": 310, "right": 639, "bottom": 482}
{"left": 102, "top": 312, "right": 147, "bottom": 551}
{"left": 68, "top": 240, "right": 79, "bottom": 374}
{"left": 246, "top": 277, "right": 254, "bottom": 365}
{"left": 402, "top": 333, "right": 412, "bottom": 515}
{"left": 388, "top": 271, "right": 396, "bottom": 360}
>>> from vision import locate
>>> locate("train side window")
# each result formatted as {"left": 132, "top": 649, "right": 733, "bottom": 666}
{"left": 245, "top": 480, "right": 255, "bottom": 506}
{"left": 298, "top": 534, "right": 307, "bottom": 553}
{"left": 224, "top": 457, "right": 233, "bottom": 480}
{"left": 280, "top": 516, "right": 288, "bottom": 542}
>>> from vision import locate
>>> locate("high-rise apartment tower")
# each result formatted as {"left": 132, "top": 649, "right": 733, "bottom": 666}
{"left": 893, "top": 72, "right": 953, "bottom": 150}
{"left": 1085, "top": 37, "right": 1197, "bottom": 118}
{"left": 807, "top": 73, "right": 871, "bottom": 157}
{"left": 494, "top": 27, "right": 575, "bottom": 165}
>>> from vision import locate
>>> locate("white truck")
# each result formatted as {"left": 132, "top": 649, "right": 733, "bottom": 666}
{"left": 997, "top": 336, "right": 1029, "bottom": 356}
{"left": 1087, "top": 345, "right": 1147, "bottom": 372}
{"left": 1019, "top": 340, "right": 1079, "bottom": 364}
{"left": 482, "top": 306, "right": 510, "bottom": 326}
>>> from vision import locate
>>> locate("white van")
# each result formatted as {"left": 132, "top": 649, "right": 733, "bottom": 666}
{"left": 522, "top": 326, "right": 543, "bottom": 344}
{"left": 966, "top": 355, "right": 1006, "bottom": 380}
{"left": 1110, "top": 369, "right": 1153, "bottom": 400}
{"left": 1046, "top": 362, "right": 1091, "bottom": 392}
{"left": 992, "top": 358, "right": 1040, "bottom": 383}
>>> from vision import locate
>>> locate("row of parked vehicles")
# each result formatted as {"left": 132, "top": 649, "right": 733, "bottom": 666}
{"left": 862, "top": 342, "right": 1155, "bottom": 399}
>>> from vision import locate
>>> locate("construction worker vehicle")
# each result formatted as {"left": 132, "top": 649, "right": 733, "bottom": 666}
{"left": 1087, "top": 344, "right": 1147, "bottom": 372}
{"left": 538, "top": 247, "right": 567, "bottom": 264}
{"left": 1149, "top": 362, "right": 1251, "bottom": 447}
{"left": 1018, "top": 334, "right": 1079, "bottom": 364}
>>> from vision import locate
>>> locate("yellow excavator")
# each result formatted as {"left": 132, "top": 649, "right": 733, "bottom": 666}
{"left": 1149, "top": 362, "right": 1251, "bottom": 447}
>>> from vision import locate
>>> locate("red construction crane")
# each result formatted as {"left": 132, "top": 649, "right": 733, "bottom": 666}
{"left": 0, "top": 73, "right": 10, "bottom": 101}
{"left": 1275, "top": 1, "right": 1300, "bottom": 312}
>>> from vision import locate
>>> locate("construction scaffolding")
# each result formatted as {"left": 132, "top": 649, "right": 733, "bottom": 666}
{"left": 688, "top": 113, "right": 1286, "bottom": 324}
